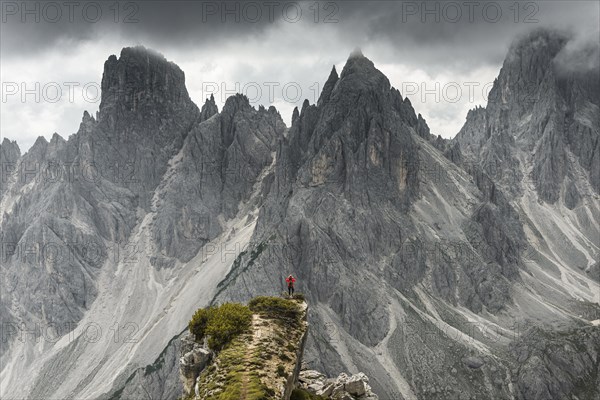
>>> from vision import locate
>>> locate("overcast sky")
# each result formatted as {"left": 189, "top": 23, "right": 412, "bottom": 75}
{"left": 1, "top": 0, "right": 599, "bottom": 152}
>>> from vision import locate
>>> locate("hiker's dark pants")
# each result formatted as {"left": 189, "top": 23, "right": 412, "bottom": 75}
{"left": 288, "top": 286, "right": 294, "bottom": 296}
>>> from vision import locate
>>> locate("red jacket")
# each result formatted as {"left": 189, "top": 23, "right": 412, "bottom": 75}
{"left": 286, "top": 276, "right": 296, "bottom": 287}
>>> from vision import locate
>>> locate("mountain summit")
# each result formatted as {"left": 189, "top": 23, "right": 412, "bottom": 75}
{"left": 100, "top": 46, "right": 193, "bottom": 120}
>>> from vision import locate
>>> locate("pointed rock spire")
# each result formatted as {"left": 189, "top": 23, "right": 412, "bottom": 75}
{"left": 335, "top": 50, "right": 390, "bottom": 98}
{"left": 0, "top": 137, "right": 21, "bottom": 163}
{"left": 317, "top": 65, "right": 339, "bottom": 107}
{"left": 200, "top": 93, "right": 219, "bottom": 121}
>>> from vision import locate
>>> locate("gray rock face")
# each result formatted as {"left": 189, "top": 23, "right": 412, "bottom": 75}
{"left": 149, "top": 93, "right": 284, "bottom": 261}
{"left": 510, "top": 326, "right": 600, "bottom": 400}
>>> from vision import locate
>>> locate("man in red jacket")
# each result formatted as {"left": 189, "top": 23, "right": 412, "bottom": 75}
{"left": 286, "top": 274, "right": 296, "bottom": 296}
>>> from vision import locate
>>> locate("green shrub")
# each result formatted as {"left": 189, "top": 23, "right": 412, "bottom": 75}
{"left": 205, "top": 303, "right": 252, "bottom": 351}
{"left": 248, "top": 296, "right": 301, "bottom": 321}
{"left": 276, "top": 364, "right": 286, "bottom": 377}
{"left": 188, "top": 303, "right": 252, "bottom": 351}
{"left": 188, "top": 306, "right": 215, "bottom": 342}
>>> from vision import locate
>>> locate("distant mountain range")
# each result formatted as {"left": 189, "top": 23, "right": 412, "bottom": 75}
{"left": 1, "top": 28, "right": 598, "bottom": 400}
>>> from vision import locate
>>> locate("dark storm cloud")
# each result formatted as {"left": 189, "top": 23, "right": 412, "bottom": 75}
{"left": 2, "top": 1, "right": 597, "bottom": 66}
{"left": 0, "top": 0, "right": 301, "bottom": 58}
{"left": 333, "top": 0, "right": 600, "bottom": 72}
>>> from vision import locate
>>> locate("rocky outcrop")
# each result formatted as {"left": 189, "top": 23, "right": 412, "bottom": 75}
{"left": 299, "top": 370, "right": 378, "bottom": 399}
{"left": 179, "top": 333, "right": 212, "bottom": 396}
{"left": 179, "top": 298, "right": 382, "bottom": 400}
{"left": 180, "top": 298, "right": 309, "bottom": 400}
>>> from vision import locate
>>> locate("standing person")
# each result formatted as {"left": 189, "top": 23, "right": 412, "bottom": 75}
{"left": 286, "top": 274, "right": 296, "bottom": 296}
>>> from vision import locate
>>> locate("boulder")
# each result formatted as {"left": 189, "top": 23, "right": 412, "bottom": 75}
{"left": 345, "top": 374, "right": 368, "bottom": 397}
{"left": 462, "top": 356, "right": 485, "bottom": 369}
{"left": 300, "top": 369, "right": 378, "bottom": 399}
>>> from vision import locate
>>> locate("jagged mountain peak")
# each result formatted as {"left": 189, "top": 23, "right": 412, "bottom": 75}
{"left": 0, "top": 138, "right": 21, "bottom": 164}
{"left": 498, "top": 28, "right": 568, "bottom": 87}
{"left": 324, "top": 50, "right": 393, "bottom": 105}
{"left": 1, "top": 137, "right": 19, "bottom": 151}
{"left": 99, "top": 46, "right": 195, "bottom": 125}
{"left": 503, "top": 27, "right": 599, "bottom": 83}
{"left": 200, "top": 93, "right": 218, "bottom": 121}
{"left": 466, "top": 105, "right": 486, "bottom": 118}
{"left": 326, "top": 65, "right": 339, "bottom": 84}
{"left": 291, "top": 106, "right": 300, "bottom": 123}
{"left": 341, "top": 50, "right": 384, "bottom": 79}
{"left": 222, "top": 93, "right": 253, "bottom": 115}
{"left": 81, "top": 110, "right": 96, "bottom": 124}
{"left": 456, "top": 27, "right": 600, "bottom": 203}
{"left": 32, "top": 135, "right": 48, "bottom": 147}
{"left": 50, "top": 132, "right": 65, "bottom": 144}
{"left": 317, "top": 65, "right": 340, "bottom": 106}
{"left": 20, "top": 135, "right": 51, "bottom": 160}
